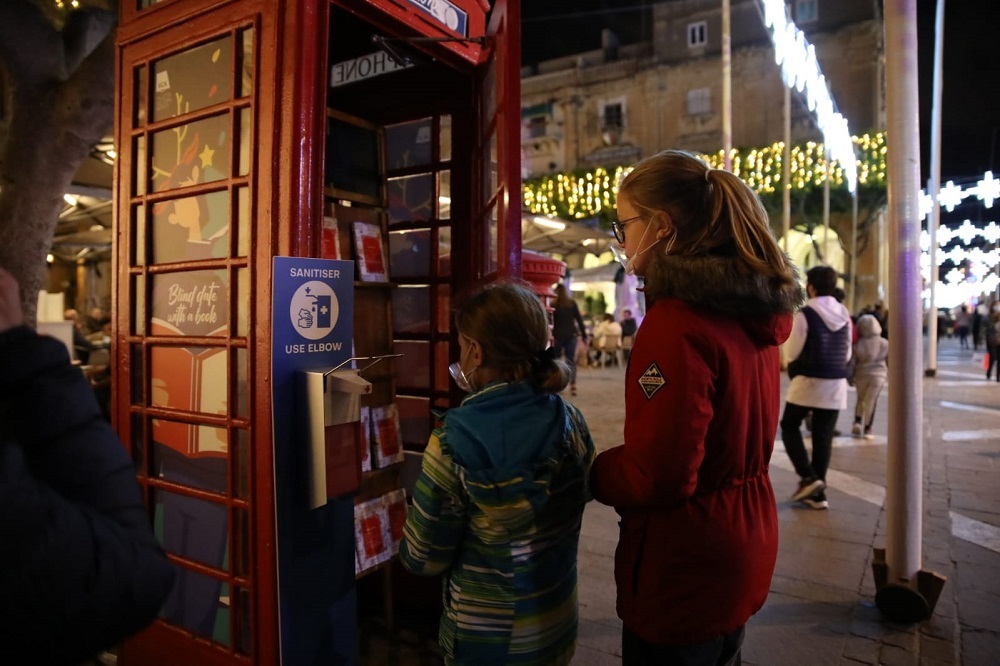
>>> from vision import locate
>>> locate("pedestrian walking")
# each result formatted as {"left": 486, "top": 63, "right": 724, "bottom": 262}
{"left": 986, "top": 308, "right": 1000, "bottom": 381}
{"left": 0, "top": 267, "right": 175, "bottom": 663}
{"left": 551, "top": 282, "right": 587, "bottom": 396}
{"left": 780, "top": 265, "right": 853, "bottom": 510}
{"left": 955, "top": 305, "right": 972, "bottom": 349}
{"left": 400, "top": 281, "right": 596, "bottom": 666}
{"left": 850, "top": 314, "right": 889, "bottom": 439}
{"left": 590, "top": 150, "right": 802, "bottom": 665}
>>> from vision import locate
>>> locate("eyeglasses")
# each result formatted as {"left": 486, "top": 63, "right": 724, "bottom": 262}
{"left": 611, "top": 215, "right": 645, "bottom": 244}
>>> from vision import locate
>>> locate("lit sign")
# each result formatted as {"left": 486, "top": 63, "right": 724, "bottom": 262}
{"left": 330, "top": 51, "right": 412, "bottom": 88}
{"left": 406, "top": 0, "right": 468, "bottom": 37}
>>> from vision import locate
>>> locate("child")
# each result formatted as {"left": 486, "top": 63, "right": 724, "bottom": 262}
{"left": 400, "top": 281, "right": 596, "bottom": 666}
{"left": 851, "top": 314, "right": 889, "bottom": 439}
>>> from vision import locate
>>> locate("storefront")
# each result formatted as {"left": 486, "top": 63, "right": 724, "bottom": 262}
{"left": 112, "top": 0, "right": 520, "bottom": 663}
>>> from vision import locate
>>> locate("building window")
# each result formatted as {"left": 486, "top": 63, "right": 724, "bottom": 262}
{"left": 686, "top": 87, "right": 712, "bottom": 116}
{"left": 526, "top": 115, "right": 547, "bottom": 139}
{"left": 796, "top": 0, "right": 818, "bottom": 23}
{"left": 602, "top": 101, "right": 624, "bottom": 130}
{"left": 687, "top": 21, "right": 707, "bottom": 48}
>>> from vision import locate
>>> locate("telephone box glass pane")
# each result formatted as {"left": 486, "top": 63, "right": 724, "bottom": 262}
{"left": 436, "top": 284, "right": 450, "bottom": 334}
{"left": 235, "top": 347, "right": 249, "bottom": 417}
{"left": 151, "top": 190, "right": 229, "bottom": 264}
{"left": 236, "top": 186, "right": 250, "bottom": 257}
{"left": 235, "top": 429, "right": 250, "bottom": 499}
{"left": 488, "top": 205, "right": 499, "bottom": 273}
{"left": 438, "top": 170, "right": 451, "bottom": 219}
{"left": 134, "top": 65, "right": 147, "bottom": 127}
{"left": 152, "top": 36, "right": 233, "bottom": 123}
{"left": 132, "top": 275, "right": 146, "bottom": 335}
{"left": 131, "top": 343, "right": 144, "bottom": 405}
{"left": 388, "top": 229, "right": 430, "bottom": 279}
{"left": 484, "top": 129, "right": 498, "bottom": 203}
{"left": 396, "top": 394, "right": 431, "bottom": 447}
{"left": 438, "top": 226, "right": 451, "bottom": 277}
{"left": 236, "top": 268, "right": 250, "bottom": 337}
{"left": 392, "top": 286, "right": 430, "bottom": 334}
{"left": 134, "top": 135, "right": 146, "bottom": 196}
{"left": 386, "top": 118, "right": 433, "bottom": 170}
{"left": 393, "top": 341, "right": 429, "bottom": 390}
{"left": 435, "top": 340, "right": 450, "bottom": 392}
{"left": 238, "top": 28, "right": 254, "bottom": 98}
{"left": 156, "top": 562, "right": 230, "bottom": 644}
{"left": 133, "top": 204, "right": 146, "bottom": 266}
{"left": 234, "top": 508, "right": 251, "bottom": 577}
{"left": 440, "top": 114, "right": 452, "bottom": 162}
{"left": 150, "top": 425, "right": 229, "bottom": 492}
{"left": 236, "top": 587, "right": 252, "bottom": 654}
{"left": 131, "top": 413, "right": 146, "bottom": 474}
{"left": 388, "top": 174, "right": 434, "bottom": 224}
{"left": 151, "top": 114, "right": 232, "bottom": 191}
{"left": 150, "top": 270, "right": 229, "bottom": 336}
{"left": 150, "top": 345, "right": 229, "bottom": 419}
{"left": 238, "top": 107, "right": 252, "bottom": 176}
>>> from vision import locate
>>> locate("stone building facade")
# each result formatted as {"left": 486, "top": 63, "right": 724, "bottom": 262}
{"left": 520, "top": 0, "right": 884, "bottom": 178}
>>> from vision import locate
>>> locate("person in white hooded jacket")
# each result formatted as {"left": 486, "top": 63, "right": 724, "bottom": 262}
{"left": 850, "top": 314, "right": 889, "bottom": 439}
{"left": 780, "top": 266, "right": 853, "bottom": 510}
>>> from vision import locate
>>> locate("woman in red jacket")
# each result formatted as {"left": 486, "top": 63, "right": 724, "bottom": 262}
{"left": 591, "top": 150, "right": 803, "bottom": 665}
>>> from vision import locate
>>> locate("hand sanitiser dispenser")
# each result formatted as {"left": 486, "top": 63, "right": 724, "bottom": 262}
{"left": 297, "top": 355, "right": 398, "bottom": 509}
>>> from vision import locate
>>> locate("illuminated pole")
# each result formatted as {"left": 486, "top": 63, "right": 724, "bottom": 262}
{"left": 925, "top": 0, "right": 945, "bottom": 377}
{"left": 883, "top": 0, "right": 923, "bottom": 600}
{"left": 722, "top": 0, "right": 732, "bottom": 171}
{"left": 851, "top": 190, "right": 859, "bottom": 313}
{"left": 783, "top": 86, "right": 791, "bottom": 251}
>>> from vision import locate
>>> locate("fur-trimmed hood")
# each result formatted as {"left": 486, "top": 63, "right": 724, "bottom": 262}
{"left": 643, "top": 253, "right": 804, "bottom": 345}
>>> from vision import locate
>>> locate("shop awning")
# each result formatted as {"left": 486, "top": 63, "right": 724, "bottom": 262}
{"left": 521, "top": 213, "right": 614, "bottom": 258}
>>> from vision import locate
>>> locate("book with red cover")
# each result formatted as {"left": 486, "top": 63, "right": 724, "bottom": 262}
{"left": 384, "top": 488, "right": 408, "bottom": 554}
{"left": 352, "top": 221, "right": 388, "bottom": 282}
{"left": 321, "top": 215, "right": 342, "bottom": 259}
{"left": 371, "top": 403, "right": 404, "bottom": 468}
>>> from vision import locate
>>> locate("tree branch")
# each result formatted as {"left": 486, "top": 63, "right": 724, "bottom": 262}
{"left": 0, "top": 1, "right": 116, "bottom": 86}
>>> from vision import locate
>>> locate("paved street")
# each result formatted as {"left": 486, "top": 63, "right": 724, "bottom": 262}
{"left": 570, "top": 337, "right": 1000, "bottom": 665}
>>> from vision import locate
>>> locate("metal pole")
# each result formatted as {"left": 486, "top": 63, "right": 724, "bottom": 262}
{"left": 823, "top": 146, "right": 830, "bottom": 263}
{"left": 783, "top": 86, "right": 791, "bottom": 252}
{"left": 925, "top": 0, "right": 945, "bottom": 377}
{"left": 851, "top": 190, "right": 859, "bottom": 314}
{"left": 722, "top": 0, "right": 732, "bottom": 171}
{"left": 883, "top": 0, "right": 923, "bottom": 590}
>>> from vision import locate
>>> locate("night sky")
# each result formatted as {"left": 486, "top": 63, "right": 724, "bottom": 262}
{"left": 520, "top": 0, "right": 1000, "bottom": 182}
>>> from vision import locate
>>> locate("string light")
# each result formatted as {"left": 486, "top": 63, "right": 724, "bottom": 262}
{"left": 761, "top": 0, "right": 857, "bottom": 192}
{"left": 523, "top": 132, "right": 887, "bottom": 220}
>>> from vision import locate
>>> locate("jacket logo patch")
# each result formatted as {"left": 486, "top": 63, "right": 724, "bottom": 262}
{"left": 638, "top": 362, "right": 666, "bottom": 399}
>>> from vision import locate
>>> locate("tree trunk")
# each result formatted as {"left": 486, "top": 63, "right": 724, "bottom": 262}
{"left": 0, "top": 2, "right": 116, "bottom": 325}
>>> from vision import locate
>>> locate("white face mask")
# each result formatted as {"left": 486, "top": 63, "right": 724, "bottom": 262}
{"left": 448, "top": 338, "right": 478, "bottom": 392}
{"left": 448, "top": 361, "right": 475, "bottom": 392}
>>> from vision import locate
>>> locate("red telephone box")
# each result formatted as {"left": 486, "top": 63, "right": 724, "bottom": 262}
{"left": 112, "top": 0, "right": 521, "bottom": 663}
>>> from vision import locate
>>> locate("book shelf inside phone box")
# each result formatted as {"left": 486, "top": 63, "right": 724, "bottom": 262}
{"left": 324, "top": 108, "right": 414, "bottom": 634}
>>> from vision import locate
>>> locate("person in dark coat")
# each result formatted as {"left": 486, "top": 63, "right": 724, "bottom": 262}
{"left": 551, "top": 282, "right": 587, "bottom": 396}
{"left": 0, "top": 267, "right": 175, "bottom": 664}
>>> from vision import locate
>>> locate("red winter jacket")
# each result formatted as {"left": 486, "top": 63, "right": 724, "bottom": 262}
{"left": 591, "top": 283, "right": 795, "bottom": 645}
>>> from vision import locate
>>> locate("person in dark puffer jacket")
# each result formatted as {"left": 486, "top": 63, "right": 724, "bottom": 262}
{"left": 0, "top": 267, "right": 175, "bottom": 664}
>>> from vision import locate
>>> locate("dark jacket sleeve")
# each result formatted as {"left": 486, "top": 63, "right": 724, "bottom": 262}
{"left": 0, "top": 327, "right": 176, "bottom": 663}
{"left": 574, "top": 303, "right": 587, "bottom": 340}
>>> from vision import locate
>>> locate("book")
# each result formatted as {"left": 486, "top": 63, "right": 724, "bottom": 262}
{"left": 352, "top": 221, "right": 389, "bottom": 282}
{"left": 371, "top": 403, "right": 404, "bottom": 468}
{"left": 321, "top": 215, "right": 342, "bottom": 259}
{"left": 359, "top": 406, "right": 372, "bottom": 473}
{"left": 384, "top": 488, "right": 408, "bottom": 555}
{"left": 354, "top": 496, "right": 392, "bottom": 572}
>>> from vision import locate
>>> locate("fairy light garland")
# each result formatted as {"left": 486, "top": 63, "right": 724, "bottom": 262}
{"left": 523, "top": 132, "right": 887, "bottom": 220}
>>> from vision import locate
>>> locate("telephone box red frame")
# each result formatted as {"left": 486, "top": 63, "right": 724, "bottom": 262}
{"left": 112, "top": 0, "right": 521, "bottom": 663}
